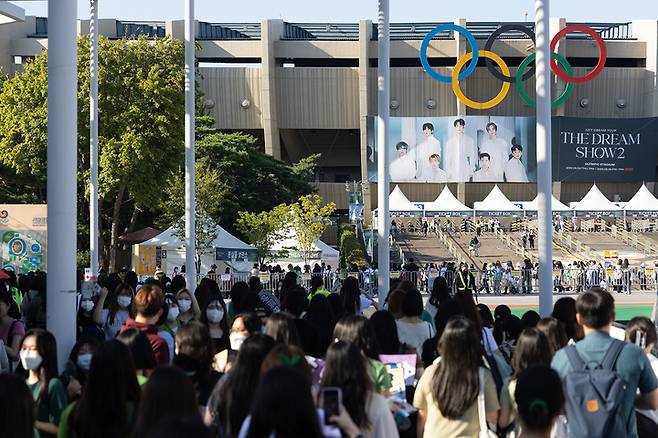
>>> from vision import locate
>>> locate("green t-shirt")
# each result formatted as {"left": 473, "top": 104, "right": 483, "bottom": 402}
{"left": 420, "top": 310, "right": 434, "bottom": 329}
{"left": 58, "top": 401, "right": 136, "bottom": 438}
{"left": 551, "top": 332, "right": 658, "bottom": 438}
{"left": 368, "top": 358, "right": 393, "bottom": 393}
{"left": 29, "top": 378, "right": 67, "bottom": 438}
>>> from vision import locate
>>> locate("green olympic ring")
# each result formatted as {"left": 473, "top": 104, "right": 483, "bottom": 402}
{"left": 515, "top": 52, "right": 574, "bottom": 108}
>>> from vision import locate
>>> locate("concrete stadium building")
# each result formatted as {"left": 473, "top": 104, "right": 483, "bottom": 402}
{"left": 2, "top": 17, "right": 657, "bottom": 216}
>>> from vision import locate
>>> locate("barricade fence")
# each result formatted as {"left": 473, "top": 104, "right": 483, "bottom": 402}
{"left": 180, "top": 266, "right": 656, "bottom": 297}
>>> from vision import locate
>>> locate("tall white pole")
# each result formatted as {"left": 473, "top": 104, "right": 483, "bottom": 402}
{"left": 376, "top": 0, "right": 390, "bottom": 298}
{"left": 535, "top": 0, "right": 553, "bottom": 317}
{"left": 47, "top": 0, "right": 78, "bottom": 368}
{"left": 184, "top": 0, "right": 197, "bottom": 286}
{"left": 89, "top": 0, "right": 99, "bottom": 277}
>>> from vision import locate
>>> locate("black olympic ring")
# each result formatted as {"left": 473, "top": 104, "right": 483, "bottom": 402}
{"left": 483, "top": 24, "right": 536, "bottom": 83}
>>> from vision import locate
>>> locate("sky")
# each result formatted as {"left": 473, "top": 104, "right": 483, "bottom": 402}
{"left": 11, "top": 0, "right": 658, "bottom": 23}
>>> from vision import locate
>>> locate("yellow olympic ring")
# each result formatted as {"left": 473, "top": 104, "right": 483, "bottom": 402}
{"left": 451, "top": 50, "right": 510, "bottom": 110}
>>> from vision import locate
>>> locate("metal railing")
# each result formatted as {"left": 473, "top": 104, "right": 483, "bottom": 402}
{"left": 606, "top": 224, "right": 658, "bottom": 255}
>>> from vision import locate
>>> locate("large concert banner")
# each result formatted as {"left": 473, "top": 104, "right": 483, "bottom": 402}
{"left": 367, "top": 116, "right": 537, "bottom": 183}
{"left": 553, "top": 117, "right": 658, "bottom": 182}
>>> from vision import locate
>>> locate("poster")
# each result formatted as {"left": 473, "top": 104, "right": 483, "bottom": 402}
{"left": 553, "top": 117, "right": 658, "bottom": 182}
{"left": 0, "top": 205, "right": 47, "bottom": 273}
{"left": 367, "top": 116, "right": 536, "bottom": 183}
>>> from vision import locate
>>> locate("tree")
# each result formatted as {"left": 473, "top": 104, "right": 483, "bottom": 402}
{"left": 236, "top": 204, "right": 290, "bottom": 265}
{"left": 0, "top": 36, "right": 185, "bottom": 271}
{"left": 289, "top": 194, "right": 336, "bottom": 265}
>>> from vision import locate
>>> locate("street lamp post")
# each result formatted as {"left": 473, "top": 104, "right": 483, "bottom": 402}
{"left": 89, "top": 0, "right": 99, "bottom": 277}
{"left": 184, "top": 0, "right": 197, "bottom": 286}
{"left": 535, "top": 0, "right": 554, "bottom": 317}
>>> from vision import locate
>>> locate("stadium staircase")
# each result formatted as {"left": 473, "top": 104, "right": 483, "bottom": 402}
{"left": 604, "top": 224, "right": 658, "bottom": 256}
{"left": 525, "top": 222, "right": 604, "bottom": 264}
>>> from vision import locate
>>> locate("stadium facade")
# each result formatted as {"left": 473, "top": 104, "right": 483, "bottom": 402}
{"left": 2, "top": 17, "right": 657, "bottom": 217}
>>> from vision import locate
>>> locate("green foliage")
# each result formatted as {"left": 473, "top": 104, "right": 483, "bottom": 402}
{"left": 291, "top": 153, "right": 320, "bottom": 181}
{"left": 290, "top": 194, "right": 336, "bottom": 264}
{"left": 172, "top": 206, "right": 219, "bottom": 271}
{"left": 338, "top": 219, "right": 368, "bottom": 269}
{"left": 76, "top": 250, "right": 91, "bottom": 272}
{"left": 236, "top": 204, "right": 290, "bottom": 264}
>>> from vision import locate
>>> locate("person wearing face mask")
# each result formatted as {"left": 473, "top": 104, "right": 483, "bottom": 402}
{"left": 120, "top": 284, "right": 170, "bottom": 365}
{"left": 76, "top": 293, "right": 104, "bottom": 342}
{"left": 20, "top": 328, "right": 67, "bottom": 438}
{"left": 158, "top": 294, "right": 180, "bottom": 363}
{"left": 59, "top": 337, "right": 100, "bottom": 402}
{"left": 175, "top": 288, "right": 201, "bottom": 326}
{"left": 93, "top": 284, "right": 136, "bottom": 340}
{"left": 200, "top": 294, "right": 229, "bottom": 355}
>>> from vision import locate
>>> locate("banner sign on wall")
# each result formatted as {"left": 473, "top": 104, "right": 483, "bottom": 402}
{"left": 553, "top": 117, "right": 658, "bottom": 182}
{"left": 367, "top": 116, "right": 536, "bottom": 183}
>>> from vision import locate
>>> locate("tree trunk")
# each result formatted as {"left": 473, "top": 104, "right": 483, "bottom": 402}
{"left": 109, "top": 184, "right": 126, "bottom": 273}
{"left": 99, "top": 215, "right": 108, "bottom": 271}
{"left": 127, "top": 207, "right": 139, "bottom": 233}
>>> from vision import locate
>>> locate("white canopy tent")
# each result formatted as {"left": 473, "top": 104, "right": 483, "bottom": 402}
{"left": 270, "top": 227, "right": 339, "bottom": 267}
{"left": 374, "top": 185, "right": 421, "bottom": 216}
{"left": 523, "top": 194, "right": 572, "bottom": 214}
{"left": 572, "top": 184, "right": 622, "bottom": 216}
{"left": 424, "top": 186, "right": 473, "bottom": 217}
{"left": 133, "top": 222, "right": 256, "bottom": 275}
{"left": 624, "top": 184, "right": 658, "bottom": 215}
{"left": 474, "top": 185, "right": 522, "bottom": 216}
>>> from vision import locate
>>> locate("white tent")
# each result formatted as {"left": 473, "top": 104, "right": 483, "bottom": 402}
{"left": 474, "top": 185, "right": 522, "bottom": 216}
{"left": 624, "top": 184, "right": 658, "bottom": 214}
{"left": 523, "top": 194, "right": 572, "bottom": 213}
{"left": 271, "top": 227, "right": 339, "bottom": 266}
{"left": 133, "top": 223, "right": 256, "bottom": 275}
{"left": 424, "top": 186, "right": 472, "bottom": 216}
{"left": 572, "top": 184, "right": 622, "bottom": 216}
{"left": 374, "top": 185, "right": 421, "bottom": 216}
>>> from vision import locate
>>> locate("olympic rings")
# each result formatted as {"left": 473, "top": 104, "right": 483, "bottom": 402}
{"left": 550, "top": 24, "right": 607, "bottom": 83}
{"left": 452, "top": 50, "right": 511, "bottom": 110}
{"left": 515, "top": 52, "right": 575, "bottom": 108}
{"left": 484, "top": 24, "right": 536, "bottom": 83}
{"left": 420, "top": 23, "right": 478, "bottom": 83}
{"left": 419, "top": 23, "right": 606, "bottom": 108}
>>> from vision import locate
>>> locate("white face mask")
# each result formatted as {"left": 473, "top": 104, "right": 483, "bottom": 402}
{"left": 117, "top": 296, "right": 132, "bottom": 308}
{"left": 178, "top": 299, "right": 192, "bottom": 313}
{"left": 229, "top": 333, "right": 247, "bottom": 351}
{"left": 168, "top": 307, "right": 180, "bottom": 321}
{"left": 80, "top": 300, "right": 94, "bottom": 312}
{"left": 20, "top": 350, "right": 43, "bottom": 370}
{"left": 77, "top": 353, "right": 93, "bottom": 371}
{"left": 207, "top": 308, "right": 224, "bottom": 323}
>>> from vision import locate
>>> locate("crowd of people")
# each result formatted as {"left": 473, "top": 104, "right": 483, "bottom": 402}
{"left": 1, "top": 265, "right": 658, "bottom": 437}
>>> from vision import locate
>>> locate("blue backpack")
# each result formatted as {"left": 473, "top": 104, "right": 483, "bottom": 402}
{"left": 563, "top": 339, "right": 627, "bottom": 438}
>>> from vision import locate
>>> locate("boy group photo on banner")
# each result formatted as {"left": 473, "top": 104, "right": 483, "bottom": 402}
{"left": 373, "top": 116, "right": 537, "bottom": 183}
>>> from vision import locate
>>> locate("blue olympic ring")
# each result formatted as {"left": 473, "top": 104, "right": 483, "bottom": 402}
{"left": 420, "top": 23, "right": 478, "bottom": 83}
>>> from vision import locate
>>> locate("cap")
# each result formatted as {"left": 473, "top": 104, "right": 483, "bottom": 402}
{"left": 120, "top": 266, "right": 129, "bottom": 273}
{"left": 154, "top": 268, "right": 164, "bottom": 275}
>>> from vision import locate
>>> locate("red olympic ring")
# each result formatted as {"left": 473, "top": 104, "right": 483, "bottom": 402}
{"left": 550, "top": 24, "right": 607, "bottom": 84}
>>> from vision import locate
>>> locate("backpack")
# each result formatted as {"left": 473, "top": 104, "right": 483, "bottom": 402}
{"left": 563, "top": 339, "right": 627, "bottom": 438}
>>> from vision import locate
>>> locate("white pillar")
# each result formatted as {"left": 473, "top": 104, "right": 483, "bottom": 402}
{"left": 376, "top": 0, "right": 390, "bottom": 298}
{"left": 89, "top": 0, "right": 99, "bottom": 276}
{"left": 47, "top": 0, "right": 78, "bottom": 368}
{"left": 535, "top": 0, "right": 553, "bottom": 317}
{"left": 184, "top": 0, "right": 197, "bottom": 286}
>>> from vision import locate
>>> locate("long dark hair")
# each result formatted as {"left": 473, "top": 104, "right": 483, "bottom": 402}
{"left": 429, "top": 277, "right": 450, "bottom": 307}
{"left": 552, "top": 297, "right": 582, "bottom": 341}
{"left": 432, "top": 317, "right": 484, "bottom": 419}
{"left": 332, "top": 315, "right": 379, "bottom": 360}
{"left": 210, "top": 334, "right": 275, "bottom": 438}
{"left": 70, "top": 340, "right": 141, "bottom": 438}
{"left": 321, "top": 341, "right": 372, "bottom": 428}
{"left": 134, "top": 366, "right": 199, "bottom": 437}
{"left": 338, "top": 276, "right": 361, "bottom": 315}
{"left": 107, "top": 284, "right": 136, "bottom": 326}
{"left": 0, "top": 374, "right": 35, "bottom": 438}
{"left": 369, "top": 310, "right": 401, "bottom": 354}
{"left": 264, "top": 312, "right": 301, "bottom": 347}
{"left": 21, "top": 329, "right": 58, "bottom": 404}
{"left": 173, "top": 321, "right": 215, "bottom": 400}
{"left": 246, "top": 366, "right": 324, "bottom": 438}
{"left": 536, "top": 317, "right": 568, "bottom": 355}
{"left": 511, "top": 328, "right": 552, "bottom": 378}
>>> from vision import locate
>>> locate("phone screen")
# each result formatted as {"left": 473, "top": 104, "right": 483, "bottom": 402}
{"left": 322, "top": 388, "right": 340, "bottom": 425}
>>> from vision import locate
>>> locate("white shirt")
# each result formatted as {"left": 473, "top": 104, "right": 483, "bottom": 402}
{"left": 396, "top": 320, "right": 435, "bottom": 353}
{"left": 423, "top": 165, "right": 448, "bottom": 183}
{"left": 504, "top": 158, "right": 529, "bottom": 182}
{"left": 444, "top": 134, "right": 476, "bottom": 182}
{"left": 101, "top": 309, "right": 130, "bottom": 339}
{"left": 389, "top": 155, "right": 416, "bottom": 181}
{"left": 480, "top": 137, "right": 509, "bottom": 180}
{"left": 415, "top": 136, "right": 442, "bottom": 179}
{"left": 471, "top": 167, "right": 498, "bottom": 182}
